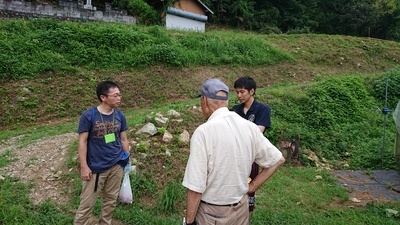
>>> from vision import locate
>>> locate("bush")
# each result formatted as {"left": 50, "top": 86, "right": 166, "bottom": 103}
{"left": 0, "top": 19, "right": 291, "bottom": 79}
{"left": 266, "top": 75, "right": 399, "bottom": 169}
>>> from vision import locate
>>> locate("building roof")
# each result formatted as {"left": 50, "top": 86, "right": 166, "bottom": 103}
{"left": 196, "top": 0, "right": 214, "bottom": 15}
{"left": 147, "top": 1, "right": 214, "bottom": 15}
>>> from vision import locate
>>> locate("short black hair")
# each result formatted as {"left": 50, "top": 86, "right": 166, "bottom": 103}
{"left": 96, "top": 81, "right": 119, "bottom": 102}
{"left": 234, "top": 76, "right": 257, "bottom": 94}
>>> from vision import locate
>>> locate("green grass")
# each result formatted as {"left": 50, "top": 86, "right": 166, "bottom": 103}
{"left": 0, "top": 19, "right": 292, "bottom": 79}
{"left": 0, "top": 117, "right": 77, "bottom": 148}
{"left": 1, "top": 163, "right": 399, "bottom": 224}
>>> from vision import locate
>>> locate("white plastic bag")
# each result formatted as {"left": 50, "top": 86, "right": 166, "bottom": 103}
{"left": 119, "top": 172, "right": 133, "bottom": 203}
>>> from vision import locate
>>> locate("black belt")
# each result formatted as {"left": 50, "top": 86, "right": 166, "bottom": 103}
{"left": 201, "top": 200, "right": 239, "bottom": 207}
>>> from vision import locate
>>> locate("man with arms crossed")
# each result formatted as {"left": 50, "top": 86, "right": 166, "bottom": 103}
{"left": 182, "top": 78, "right": 284, "bottom": 225}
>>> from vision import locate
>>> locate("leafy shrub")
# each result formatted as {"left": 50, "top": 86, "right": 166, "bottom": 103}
{"left": 112, "top": 0, "right": 159, "bottom": 25}
{"left": 372, "top": 68, "right": 400, "bottom": 109}
{"left": 0, "top": 19, "right": 291, "bottom": 79}
{"left": 286, "top": 26, "right": 312, "bottom": 34}
{"left": 267, "top": 75, "right": 399, "bottom": 169}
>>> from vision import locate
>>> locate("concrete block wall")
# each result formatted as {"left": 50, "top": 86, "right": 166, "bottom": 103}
{"left": 0, "top": 0, "right": 136, "bottom": 24}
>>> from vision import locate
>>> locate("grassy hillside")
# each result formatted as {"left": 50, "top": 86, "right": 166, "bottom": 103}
{"left": 1, "top": 19, "right": 400, "bottom": 128}
{"left": 0, "top": 18, "right": 400, "bottom": 224}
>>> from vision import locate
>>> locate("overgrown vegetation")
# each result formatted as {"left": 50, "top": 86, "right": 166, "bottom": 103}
{"left": 0, "top": 18, "right": 400, "bottom": 224}
{"left": 112, "top": 0, "right": 159, "bottom": 25}
{"left": 0, "top": 18, "right": 290, "bottom": 79}
{"left": 2, "top": 19, "right": 400, "bottom": 128}
{"left": 265, "top": 72, "right": 400, "bottom": 169}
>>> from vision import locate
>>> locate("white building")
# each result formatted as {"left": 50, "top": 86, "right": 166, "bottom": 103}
{"left": 166, "top": 0, "right": 213, "bottom": 32}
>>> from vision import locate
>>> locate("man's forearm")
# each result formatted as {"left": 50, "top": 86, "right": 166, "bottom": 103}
{"left": 122, "top": 140, "right": 130, "bottom": 153}
{"left": 249, "top": 156, "right": 285, "bottom": 193}
{"left": 78, "top": 133, "right": 88, "bottom": 167}
{"left": 186, "top": 189, "right": 201, "bottom": 223}
{"left": 78, "top": 145, "right": 87, "bottom": 164}
{"left": 120, "top": 131, "right": 130, "bottom": 153}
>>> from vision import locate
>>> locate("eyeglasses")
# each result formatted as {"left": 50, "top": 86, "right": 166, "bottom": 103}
{"left": 106, "top": 94, "right": 122, "bottom": 98}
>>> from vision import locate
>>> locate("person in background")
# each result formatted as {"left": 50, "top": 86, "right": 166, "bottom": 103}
{"left": 74, "top": 81, "right": 131, "bottom": 225}
{"left": 232, "top": 76, "right": 272, "bottom": 220}
{"left": 182, "top": 78, "right": 285, "bottom": 225}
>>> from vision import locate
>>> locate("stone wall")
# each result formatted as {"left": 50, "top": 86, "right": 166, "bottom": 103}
{"left": 0, "top": 0, "right": 136, "bottom": 24}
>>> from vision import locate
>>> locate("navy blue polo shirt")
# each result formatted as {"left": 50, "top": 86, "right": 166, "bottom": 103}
{"left": 232, "top": 100, "right": 271, "bottom": 132}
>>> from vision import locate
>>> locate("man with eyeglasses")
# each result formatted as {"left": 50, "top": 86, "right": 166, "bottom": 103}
{"left": 74, "top": 81, "right": 131, "bottom": 225}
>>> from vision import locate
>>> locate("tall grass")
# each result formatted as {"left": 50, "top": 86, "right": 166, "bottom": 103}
{"left": 0, "top": 18, "right": 291, "bottom": 79}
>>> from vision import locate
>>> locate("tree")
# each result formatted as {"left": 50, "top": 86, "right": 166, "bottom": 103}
{"left": 314, "top": 0, "right": 348, "bottom": 34}
{"left": 229, "top": 0, "right": 256, "bottom": 29}
{"left": 112, "top": 0, "right": 159, "bottom": 25}
{"left": 339, "top": 0, "right": 376, "bottom": 37}
{"left": 370, "top": 0, "right": 398, "bottom": 39}
{"left": 204, "top": 0, "right": 256, "bottom": 29}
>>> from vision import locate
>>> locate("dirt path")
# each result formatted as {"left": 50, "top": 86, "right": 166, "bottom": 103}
{"left": 0, "top": 132, "right": 77, "bottom": 205}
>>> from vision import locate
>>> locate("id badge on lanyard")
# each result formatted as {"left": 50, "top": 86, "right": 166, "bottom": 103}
{"left": 99, "top": 109, "right": 116, "bottom": 144}
{"left": 104, "top": 133, "right": 116, "bottom": 143}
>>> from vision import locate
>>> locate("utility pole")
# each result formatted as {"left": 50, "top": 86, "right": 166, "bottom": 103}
{"left": 380, "top": 80, "right": 393, "bottom": 168}
{"left": 393, "top": 100, "right": 400, "bottom": 167}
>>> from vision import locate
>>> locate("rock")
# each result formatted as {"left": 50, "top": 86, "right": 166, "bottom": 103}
{"left": 167, "top": 109, "right": 181, "bottom": 117}
{"left": 179, "top": 130, "right": 190, "bottom": 144}
{"left": 162, "top": 131, "right": 173, "bottom": 142}
{"left": 155, "top": 116, "right": 169, "bottom": 127}
{"left": 135, "top": 123, "right": 158, "bottom": 136}
{"left": 385, "top": 209, "right": 398, "bottom": 217}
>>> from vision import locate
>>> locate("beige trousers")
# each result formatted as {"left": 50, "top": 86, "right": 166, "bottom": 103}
{"left": 74, "top": 164, "right": 124, "bottom": 225}
{"left": 196, "top": 195, "right": 249, "bottom": 225}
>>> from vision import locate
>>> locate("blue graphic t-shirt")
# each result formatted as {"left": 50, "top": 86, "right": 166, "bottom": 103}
{"left": 78, "top": 107, "right": 128, "bottom": 174}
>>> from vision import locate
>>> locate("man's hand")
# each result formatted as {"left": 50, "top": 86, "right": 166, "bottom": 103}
{"left": 124, "top": 162, "right": 132, "bottom": 174}
{"left": 80, "top": 165, "right": 92, "bottom": 181}
{"left": 248, "top": 182, "right": 257, "bottom": 194}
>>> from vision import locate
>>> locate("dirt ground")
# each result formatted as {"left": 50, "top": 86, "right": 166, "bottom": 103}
{"left": 0, "top": 132, "right": 77, "bottom": 205}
